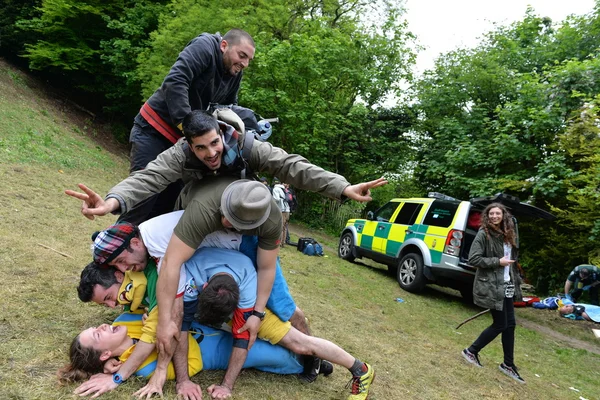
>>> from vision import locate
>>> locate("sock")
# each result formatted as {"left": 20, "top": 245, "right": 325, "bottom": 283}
{"left": 349, "top": 359, "right": 367, "bottom": 377}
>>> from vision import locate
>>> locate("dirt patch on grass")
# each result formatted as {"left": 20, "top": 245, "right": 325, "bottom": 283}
{"left": 519, "top": 319, "right": 600, "bottom": 355}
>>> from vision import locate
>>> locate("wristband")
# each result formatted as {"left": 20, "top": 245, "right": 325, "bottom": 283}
{"left": 251, "top": 310, "right": 266, "bottom": 320}
{"left": 112, "top": 372, "right": 125, "bottom": 385}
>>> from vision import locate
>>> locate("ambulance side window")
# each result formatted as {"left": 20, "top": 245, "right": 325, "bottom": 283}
{"left": 374, "top": 202, "right": 399, "bottom": 222}
{"left": 393, "top": 203, "right": 423, "bottom": 225}
{"left": 422, "top": 200, "right": 459, "bottom": 228}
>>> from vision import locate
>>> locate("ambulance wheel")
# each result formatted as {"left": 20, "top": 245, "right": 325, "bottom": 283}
{"left": 338, "top": 232, "right": 355, "bottom": 262}
{"left": 397, "top": 253, "right": 426, "bottom": 293}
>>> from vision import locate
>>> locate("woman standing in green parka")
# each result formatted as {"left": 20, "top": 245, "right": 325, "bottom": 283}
{"left": 461, "top": 203, "right": 526, "bottom": 384}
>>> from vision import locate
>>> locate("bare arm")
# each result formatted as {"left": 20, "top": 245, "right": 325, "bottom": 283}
{"left": 172, "top": 297, "right": 202, "bottom": 399}
{"left": 207, "top": 347, "right": 248, "bottom": 399}
{"left": 254, "top": 248, "right": 278, "bottom": 314}
{"left": 156, "top": 234, "right": 195, "bottom": 355}
{"left": 134, "top": 299, "right": 190, "bottom": 399}
{"left": 173, "top": 331, "right": 190, "bottom": 383}
{"left": 235, "top": 248, "right": 276, "bottom": 351}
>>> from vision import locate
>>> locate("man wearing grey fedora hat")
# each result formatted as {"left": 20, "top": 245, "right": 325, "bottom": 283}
{"left": 126, "top": 175, "right": 373, "bottom": 400}
{"left": 155, "top": 177, "right": 283, "bottom": 354}
{"left": 149, "top": 176, "right": 367, "bottom": 387}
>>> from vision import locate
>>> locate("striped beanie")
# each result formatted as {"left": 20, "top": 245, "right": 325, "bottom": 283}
{"left": 91, "top": 222, "right": 137, "bottom": 265}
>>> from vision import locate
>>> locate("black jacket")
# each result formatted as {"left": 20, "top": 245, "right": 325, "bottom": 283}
{"left": 146, "top": 33, "right": 243, "bottom": 130}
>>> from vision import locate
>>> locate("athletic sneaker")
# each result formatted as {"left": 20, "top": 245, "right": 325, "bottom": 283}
{"left": 320, "top": 360, "right": 334, "bottom": 376}
{"left": 347, "top": 363, "right": 375, "bottom": 400}
{"left": 499, "top": 363, "right": 526, "bottom": 384}
{"left": 461, "top": 349, "right": 483, "bottom": 367}
{"left": 298, "top": 356, "right": 321, "bottom": 383}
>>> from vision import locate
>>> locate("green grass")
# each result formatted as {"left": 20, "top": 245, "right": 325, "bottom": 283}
{"left": 1, "top": 60, "right": 600, "bottom": 399}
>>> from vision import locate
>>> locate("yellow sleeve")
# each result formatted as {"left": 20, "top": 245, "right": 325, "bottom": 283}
{"left": 121, "top": 332, "right": 202, "bottom": 380}
{"left": 140, "top": 307, "right": 159, "bottom": 344}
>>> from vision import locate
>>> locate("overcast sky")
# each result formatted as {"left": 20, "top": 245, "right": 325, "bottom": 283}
{"left": 404, "top": 0, "right": 597, "bottom": 74}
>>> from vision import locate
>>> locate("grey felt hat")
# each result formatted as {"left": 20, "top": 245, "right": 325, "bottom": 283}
{"left": 221, "top": 179, "right": 272, "bottom": 230}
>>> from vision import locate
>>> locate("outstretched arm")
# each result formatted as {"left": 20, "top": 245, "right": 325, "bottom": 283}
{"left": 65, "top": 184, "right": 120, "bottom": 220}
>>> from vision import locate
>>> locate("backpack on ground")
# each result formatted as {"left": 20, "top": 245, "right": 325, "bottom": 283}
{"left": 298, "top": 237, "right": 324, "bottom": 256}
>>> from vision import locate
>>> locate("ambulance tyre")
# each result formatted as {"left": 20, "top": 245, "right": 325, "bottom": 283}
{"left": 397, "top": 253, "right": 426, "bottom": 293}
{"left": 338, "top": 232, "right": 355, "bottom": 262}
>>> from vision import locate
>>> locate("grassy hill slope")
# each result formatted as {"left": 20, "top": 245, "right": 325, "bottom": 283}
{"left": 0, "top": 60, "right": 598, "bottom": 400}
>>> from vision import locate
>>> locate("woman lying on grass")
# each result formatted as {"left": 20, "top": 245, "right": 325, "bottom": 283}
{"left": 58, "top": 312, "right": 315, "bottom": 395}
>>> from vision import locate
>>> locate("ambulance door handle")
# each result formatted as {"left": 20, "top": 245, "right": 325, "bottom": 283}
{"left": 406, "top": 229, "right": 413, "bottom": 234}
{"left": 378, "top": 225, "right": 385, "bottom": 230}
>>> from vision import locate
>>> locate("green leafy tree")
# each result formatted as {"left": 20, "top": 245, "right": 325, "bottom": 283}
{"left": 136, "top": 0, "right": 417, "bottom": 229}
{"left": 413, "top": 5, "right": 600, "bottom": 293}
{"left": 18, "top": 0, "right": 166, "bottom": 115}
{"left": 0, "top": 0, "right": 41, "bottom": 61}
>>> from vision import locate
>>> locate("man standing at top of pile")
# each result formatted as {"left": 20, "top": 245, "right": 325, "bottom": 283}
{"left": 127, "top": 29, "right": 255, "bottom": 223}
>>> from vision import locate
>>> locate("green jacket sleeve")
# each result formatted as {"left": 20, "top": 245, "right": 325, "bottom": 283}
{"left": 468, "top": 230, "right": 500, "bottom": 269}
{"left": 250, "top": 140, "right": 350, "bottom": 200}
{"left": 106, "top": 139, "right": 188, "bottom": 214}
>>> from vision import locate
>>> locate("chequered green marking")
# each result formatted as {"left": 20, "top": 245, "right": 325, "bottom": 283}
{"left": 374, "top": 223, "right": 391, "bottom": 238}
{"left": 350, "top": 220, "right": 449, "bottom": 263}
{"left": 360, "top": 234, "right": 373, "bottom": 249}
{"left": 431, "top": 250, "right": 442, "bottom": 264}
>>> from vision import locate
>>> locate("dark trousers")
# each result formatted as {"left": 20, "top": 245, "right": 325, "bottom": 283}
{"left": 117, "top": 113, "right": 183, "bottom": 226}
{"left": 468, "top": 297, "right": 516, "bottom": 367}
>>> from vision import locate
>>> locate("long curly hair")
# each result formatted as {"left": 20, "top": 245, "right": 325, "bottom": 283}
{"left": 57, "top": 335, "right": 105, "bottom": 384}
{"left": 480, "top": 202, "right": 516, "bottom": 247}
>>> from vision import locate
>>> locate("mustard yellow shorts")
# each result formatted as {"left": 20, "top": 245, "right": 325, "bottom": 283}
{"left": 257, "top": 309, "right": 291, "bottom": 345}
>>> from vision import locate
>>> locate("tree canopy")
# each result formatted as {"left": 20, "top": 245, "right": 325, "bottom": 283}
{"left": 413, "top": 5, "right": 600, "bottom": 287}
{"left": 5, "top": 0, "right": 600, "bottom": 293}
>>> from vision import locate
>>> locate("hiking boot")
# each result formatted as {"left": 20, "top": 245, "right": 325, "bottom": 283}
{"left": 346, "top": 363, "right": 374, "bottom": 400}
{"left": 462, "top": 349, "right": 483, "bottom": 368}
{"left": 499, "top": 363, "right": 525, "bottom": 384}
{"left": 298, "top": 356, "right": 321, "bottom": 383}
{"left": 320, "top": 360, "right": 333, "bottom": 376}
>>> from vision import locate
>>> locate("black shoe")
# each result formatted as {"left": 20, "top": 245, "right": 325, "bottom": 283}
{"left": 462, "top": 349, "right": 483, "bottom": 368}
{"left": 320, "top": 360, "right": 333, "bottom": 376}
{"left": 499, "top": 363, "right": 525, "bottom": 384}
{"left": 299, "top": 356, "right": 321, "bottom": 383}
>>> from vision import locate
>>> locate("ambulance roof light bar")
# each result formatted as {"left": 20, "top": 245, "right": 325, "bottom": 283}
{"left": 428, "top": 192, "right": 459, "bottom": 201}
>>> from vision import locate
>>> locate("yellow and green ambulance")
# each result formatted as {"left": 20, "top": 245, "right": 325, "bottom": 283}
{"left": 338, "top": 193, "right": 554, "bottom": 300}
